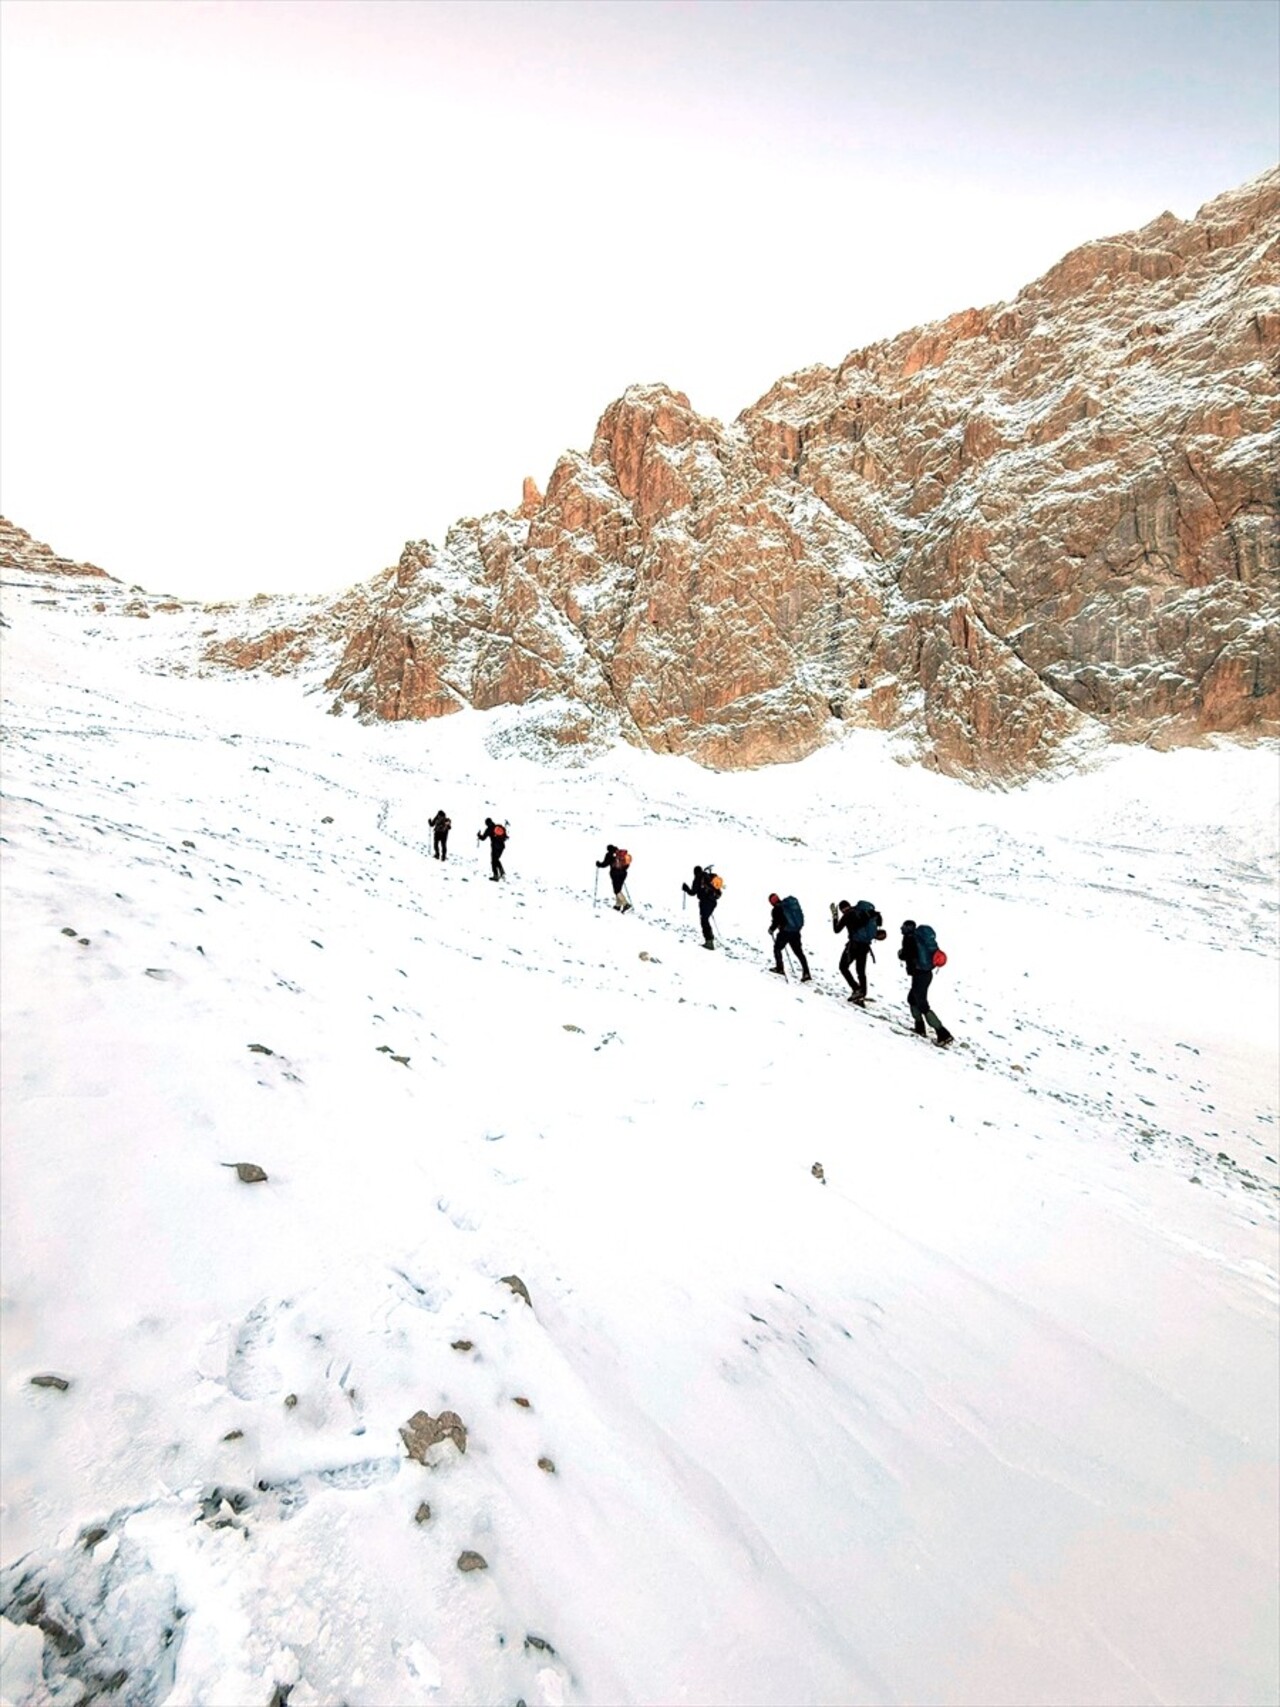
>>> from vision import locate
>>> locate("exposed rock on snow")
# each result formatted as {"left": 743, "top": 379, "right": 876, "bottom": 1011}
{"left": 225, "top": 1162, "right": 268, "bottom": 1183}
{"left": 175, "top": 169, "right": 1277, "bottom": 783}
{"left": 501, "top": 1274, "right": 532, "bottom": 1306}
{"left": 456, "top": 1550, "right": 488, "bottom": 1573}
{"left": 399, "top": 1408, "right": 468, "bottom": 1461}
{"left": 28, "top": 1374, "right": 70, "bottom": 1391}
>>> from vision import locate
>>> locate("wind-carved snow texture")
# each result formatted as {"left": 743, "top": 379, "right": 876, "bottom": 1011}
{"left": 0, "top": 563, "right": 1277, "bottom": 1706}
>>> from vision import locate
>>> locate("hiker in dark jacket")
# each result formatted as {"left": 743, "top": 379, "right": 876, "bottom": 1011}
{"left": 682, "top": 865, "right": 719, "bottom": 949}
{"left": 596, "top": 844, "right": 632, "bottom": 911}
{"left": 832, "top": 898, "right": 882, "bottom": 1004}
{"left": 478, "top": 817, "right": 508, "bottom": 880}
{"left": 898, "top": 919, "right": 953, "bottom": 1045}
{"left": 429, "top": 809, "right": 451, "bottom": 860}
{"left": 768, "top": 893, "right": 811, "bottom": 981}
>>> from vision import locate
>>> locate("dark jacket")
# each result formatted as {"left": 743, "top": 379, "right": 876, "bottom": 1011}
{"left": 683, "top": 868, "right": 718, "bottom": 910}
{"left": 899, "top": 925, "right": 928, "bottom": 973}
{"left": 769, "top": 902, "right": 788, "bottom": 936}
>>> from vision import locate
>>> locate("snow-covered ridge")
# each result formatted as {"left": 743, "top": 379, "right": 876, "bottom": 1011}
{"left": 127, "top": 165, "right": 1280, "bottom": 787}
{"left": 1, "top": 572, "right": 1277, "bottom": 1705}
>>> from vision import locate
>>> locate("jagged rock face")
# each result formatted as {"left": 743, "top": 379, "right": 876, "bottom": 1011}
{"left": 0, "top": 518, "right": 112, "bottom": 582}
{"left": 203, "top": 170, "right": 1279, "bottom": 781}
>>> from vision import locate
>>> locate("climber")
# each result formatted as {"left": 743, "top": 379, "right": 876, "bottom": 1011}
{"left": 478, "top": 817, "right": 508, "bottom": 880}
{"left": 682, "top": 865, "right": 721, "bottom": 949}
{"left": 429, "top": 809, "right": 451, "bottom": 860}
{"left": 768, "top": 893, "right": 811, "bottom": 981}
{"left": 831, "top": 898, "right": 884, "bottom": 1004}
{"left": 898, "top": 919, "right": 954, "bottom": 1045}
{"left": 596, "top": 843, "right": 633, "bottom": 911}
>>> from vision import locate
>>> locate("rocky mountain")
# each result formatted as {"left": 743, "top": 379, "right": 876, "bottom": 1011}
{"left": 18, "top": 170, "right": 1280, "bottom": 782}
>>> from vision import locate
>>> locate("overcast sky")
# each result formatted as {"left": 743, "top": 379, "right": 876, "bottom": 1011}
{"left": 1, "top": 0, "right": 1276, "bottom": 598}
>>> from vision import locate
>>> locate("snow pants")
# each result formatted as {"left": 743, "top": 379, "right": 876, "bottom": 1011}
{"left": 698, "top": 899, "right": 717, "bottom": 945}
{"left": 908, "top": 969, "right": 946, "bottom": 1034}
{"left": 840, "top": 942, "right": 869, "bottom": 997}
{"left": 774, "top": 929, "right": 810, "bottom": 978}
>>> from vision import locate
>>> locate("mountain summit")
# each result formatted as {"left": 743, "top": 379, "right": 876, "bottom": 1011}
{"left": 15, "top": 170, "right": 1280, "bottom": 784}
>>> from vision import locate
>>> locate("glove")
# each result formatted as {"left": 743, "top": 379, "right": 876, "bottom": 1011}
{"left": 829, "top": 902, "right": 839, "bottom": 919}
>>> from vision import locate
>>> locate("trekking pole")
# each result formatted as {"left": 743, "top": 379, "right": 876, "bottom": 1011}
{"left": 594, "top": 867, "right": 599, "bottom": 906}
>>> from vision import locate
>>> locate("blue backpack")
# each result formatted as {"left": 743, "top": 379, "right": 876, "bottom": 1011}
{"left": 781, "top": 896, "right": 804, "bottom": 932}
{"left": 913, "top": 924, "right": 945, "bottom": 970}
{"left": 851, "top": 900, "right": 882, "bottom": 944}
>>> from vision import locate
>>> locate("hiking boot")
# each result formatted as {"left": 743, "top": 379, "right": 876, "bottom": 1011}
{"left": 702, "top": 940, "right": 715, "bottom": 950}
{"left": 913, "top": 1018, "right": 927, "bottom": 1036}
{"left": 848, "top": 993, "right": 864, "bottom": 1005}
{"left": 800, "top": 974, "right": 812, "bottom": 983}
{"left": 934, "top": 1029, "right": 954, "bottom": 1047}
{"left": 770, "top": 965, "right": 786, "bottom": 976}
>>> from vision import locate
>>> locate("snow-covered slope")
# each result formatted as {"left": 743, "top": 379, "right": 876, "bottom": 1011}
{"left": 1, "top": 577, "right": 1277, "bottom": 1707}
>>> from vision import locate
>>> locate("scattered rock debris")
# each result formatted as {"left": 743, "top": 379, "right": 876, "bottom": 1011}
{"left": 247, "top": 1043, "right": 274, "bottom": 1056}
{"left": 400, "top": 1408, "right": 468, "bottom": 1461}
{"left": 222, "top": 1429, "right": 244, "bottom": 1441}
{"left": 457, "top": 1550, "right": 488, "bottom": 1573}
{"left": 59, "top": 926, "right": 77, "bottom": 937}
{"left": 537, "top": 1457, "right": 556, "bottom": 1474}
{"left": 451, "top": 1340, "right": 474, "bottom": 1352}
{"left": 512, "top": 1396, "right": 531, "bottom": 1409}
{"left": 283, "top": 1394, "right": 298, "bottom": 1409}
{"left": 30, "top": 1374, "right": 70, "bottom": 1391}
{"left": 524, "top": 1635, "right": 555, "bottom": 1655}
{"left": 501, "top": 1275, "right": 532, "bottom": 1307}
{"left": 414, "top": 1502, "right": 432, "bottom": 1525}
{"left": 321, "top": 816, "right": 334, "bottom": 824}
{"left": 562, "top": 1024, "right": 584, "bottom": 1033}
{"left": 811, "top": 1162, "right": 826, "bottom": 1184}
{"left": 79, "top": 1526, "right": 109, "bottom": 1551}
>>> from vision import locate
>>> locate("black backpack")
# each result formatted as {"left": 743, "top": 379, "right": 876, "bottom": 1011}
{"left": 780, "top": 896, "right": 804, "bottom": 932}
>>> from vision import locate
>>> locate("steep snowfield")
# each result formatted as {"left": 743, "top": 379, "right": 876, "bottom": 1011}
{"left": 1, "top": 581, "right": 1277, "bottom": 1707}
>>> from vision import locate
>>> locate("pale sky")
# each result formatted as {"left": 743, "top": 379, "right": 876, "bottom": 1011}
{"left": 1, "top": 0, "right": 1276, "bottom": 598}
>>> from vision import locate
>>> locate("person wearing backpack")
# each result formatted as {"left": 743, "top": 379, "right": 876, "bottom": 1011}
{"left": 596, "top": 843, "right": 633, "bottom": 911}
{"left": 831, "top": 898, "right": 884, "bottom": 1004}
{"left": 429, "top": 809, "right": 451, "bottom": 860}
{"left": 768, "top": 893, "right": 811, "bottom": 981}
{"left": 897, "top": 919, "right": 953, "bottom": 1045}
{"left": 681, "top": 865, "right": 721, "bottom": 949}
{"left": 478, "top": 817, "right": 508, "bottom": 880}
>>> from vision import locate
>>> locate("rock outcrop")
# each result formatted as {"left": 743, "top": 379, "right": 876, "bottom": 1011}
{"left": 27, "top": 173, "right": 1280, "bottom": 783}
{"left": 0, "top": 518, "right": 113, "bottom": 582}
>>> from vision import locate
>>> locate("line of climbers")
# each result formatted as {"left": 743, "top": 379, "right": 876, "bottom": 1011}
{"left": 425, "top": 814, "right": 952, "bottom": 1045}
{"left": 428, "top": 809, "right": 511, "bottom": 879}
